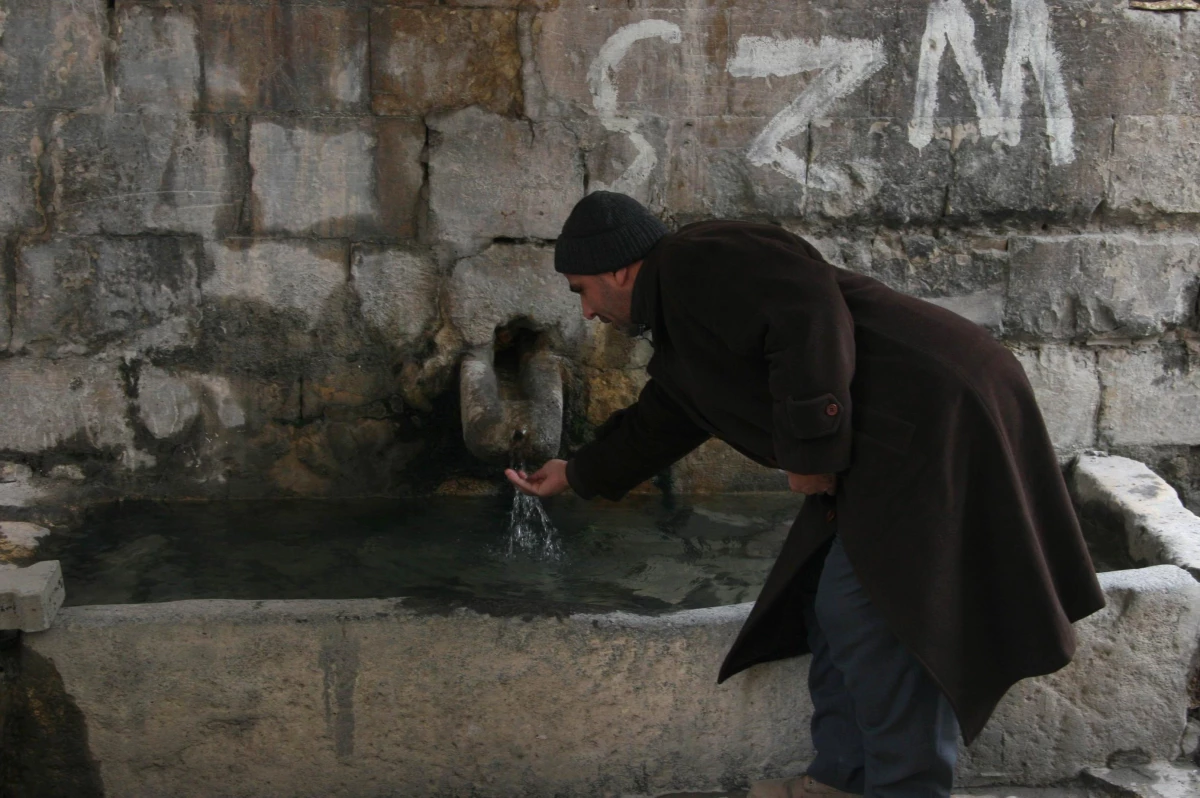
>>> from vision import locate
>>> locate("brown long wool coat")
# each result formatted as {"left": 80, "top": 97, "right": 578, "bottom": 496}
{"left": 565, "top": 220, "right": 1106, "bottom": 744}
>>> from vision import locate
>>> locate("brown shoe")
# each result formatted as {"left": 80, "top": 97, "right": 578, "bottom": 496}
{"left": 746, "top": 774, "right": 859, "bottom": 798}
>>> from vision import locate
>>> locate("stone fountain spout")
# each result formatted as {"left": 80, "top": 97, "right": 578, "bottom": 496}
{"left": 459, "top": 330, "right": 563, "bottom": 465}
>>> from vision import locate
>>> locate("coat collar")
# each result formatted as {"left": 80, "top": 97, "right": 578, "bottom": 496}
{"left": 630, "top": 241, "right": 664, "bottom": 331}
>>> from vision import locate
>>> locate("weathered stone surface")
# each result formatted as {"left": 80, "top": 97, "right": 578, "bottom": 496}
{"left": 923, "top": 289, "right": 1005, "bottom": 332}
{"left": 663, "top": 115, "right": 809, "bottom": 219}
{"left": 53, "top": 113, "right": 246, "bottom": 238}
{"left": 203, "top": 239, "right": 348, "bottom": 327}
{"left": 948, "top": 117, "right": 1112, "bottom": 222}
{"left": 250, "top": 118, "right": 424, "bottom": 238}
{"left": 0, "top": 521, "right": 50, "bottom": 563}
{"left": 445, "top": 243, "right": 583, "bottom": 349}
{"left": 0, "top": 246, "right": 9, "bottom": 352}
{"left": 1099, "top": 344, "right": 1200, "bottom": 447}
{"left": 0, "top": 358, "right": 136, "bottom": 456}
{"left": 370, "top": 8, "right": 521, "bottom": 116}
{"left": 961, "top": 565, "right": 1200, "bottom": 785}
{"left": 375, "top": 118, "right": 426, "bottom": 238}
{"left": 0, "top": 560, "right": 65, "bottom": 632}
{"left": 1054, "top": 2, "right": 1197, "bottom": 119}
{"left": 115, "top": 4, "right": 201, "bottom": 112}
{"left": 351, "top": 245, "right": 439, "bottom": 351}
{"left": 0, "top": 0, "right": 107, "bottom": 109}
{"left": 1083, "top": 761, "right": 1200, "bottom": 798}
{"left": 1109, "top": 116, "right": 1200, "bottom": 217}
{"left": 14, "top": 237, "right": 203, "bottom": 355}
{"left": 0, "top": 111, "right": 43, "bottom": 232}
{"left": 822, "top": 229, "right": 1009, "bottom": 300}
{"left": 540, "top": 4, "right": 724, "bottom": 120}
{"left": 198, "top": 3, "right": 367, "bottom": 113}
{"left": 672, "top": 439, "right": 788, "bottom": 493}
{"left": 427, "top": 107, "right": 585, "bottom": 252}
{"left": 807, "top": 118, "right": 952, "bottom": 223}
{"left": 1010, "top": 345, "right": 1099, "bottom": 453}
{"left": 1006, "top": 235, "right": 1200, "bottom": 340}
{"left": 1073, "top": 454, "right": 1200, "bottom": 580}
{"left": 583, "top": 367, "right": 647, "bottom": 426}
{"left": 137, "top": 366, "right": 202, "bottom": 439}
{"left": 21, "top": 564, "right": 1200, "bottom": 794}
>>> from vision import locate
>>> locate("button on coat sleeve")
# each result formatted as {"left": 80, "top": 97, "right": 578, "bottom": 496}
{"left": 566, "top": 379, "right": 711, "bottom": 501}
{"left": 664, "top": 235, "right": 856, "bottom": 475}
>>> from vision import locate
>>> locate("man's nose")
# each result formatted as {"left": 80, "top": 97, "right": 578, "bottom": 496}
{"left": 581, "top": 300, "right": 596, "bottom": 320}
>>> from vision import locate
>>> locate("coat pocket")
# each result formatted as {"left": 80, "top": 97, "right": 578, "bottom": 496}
{"left": 853, "top": 406, "right": 915, "bottom": 455}
{"left": 785, "top": 393, "right": 843, "bottom": 439}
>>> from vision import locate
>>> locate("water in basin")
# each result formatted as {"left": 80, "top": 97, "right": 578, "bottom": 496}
{"left": 37, "top": 493, "right": 807, "bottom": 612}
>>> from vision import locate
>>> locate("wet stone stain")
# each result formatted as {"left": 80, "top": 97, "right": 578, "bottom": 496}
{"left": 0, "top": 631, "right": 104, "bottom": 798}
{"left": 319, "top": 627, "right": 360, "bottom": 760}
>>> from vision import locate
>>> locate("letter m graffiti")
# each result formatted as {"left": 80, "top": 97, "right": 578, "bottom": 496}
{"left": 908, "top": 0, "right": 1075, "bottom": 165}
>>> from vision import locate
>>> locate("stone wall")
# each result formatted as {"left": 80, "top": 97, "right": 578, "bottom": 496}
{"left": 0, "top": 0, "right": 1197, "bottom": 503}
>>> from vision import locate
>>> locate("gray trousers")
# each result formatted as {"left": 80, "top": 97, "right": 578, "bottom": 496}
{"left": 802, "top": 535, "right": 960, "bottom": 797}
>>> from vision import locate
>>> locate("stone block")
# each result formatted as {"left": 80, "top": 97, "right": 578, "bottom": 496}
{"left": 534, "top": 4, "right": 727, "bottom": 120}
{"left": 0, "top": 111, "right": 43, "bottom": 233}
{"left": 1010, "top": 345, "right": 1099, "bottom": 453}
{"left": 960, "top": 565, "right": 1200, "bottom": 784}
{"left": 0, "top": 561, "right": 65, "bottom": 632}
{"left": 53, "top": 113, "right": 247, "bottom": 238}
{"left": 0, "top": 358, "right": 136, "bottom": 456}
{"left": 948, "top": 116, "right": 1111, "bottom": 222}
{"left": 1099, "top": 344, "right": 1200, "bottom": 447}
{"left": 445, "top": 243, "right": 584, "bottom": 350}
{"left": 13, "top": 237, "right": 203, "bottom": 355}
{"left": 351, "top": 245, "right": 439, "bottom": 352}
{"left": 1073, "top": 454, "right": 1200, "bottom": 581}
{"left": 1109, "top": 116, "right": 1200, "bottom": 217}
{"left": 1006, "top": 235, "right": 1200, "bottom": 340}
{"left": 923, "top": 289, "right": 1004, "bottom": 332}
{"left": 203, "top": 239, "right": 348, "bottom": 327}
{"left": 137, "top": 366, "right": 202, "bottom": 439}
{"left": 1052, "top": 1, "right": 1197, "bottom": 119}
{"left": 807, "top": 118, "right": 952, "bottom": 223}
{"left": 839, "top": 229, "right": 1009, "bottom": 299}
{"left": 249, "top": 118, "right": 423, "bottom": 238}
{"left": 197, "top": 2, "right": 368, "bottom": 113}
{"left": 0, "top": 0, "right": 107, "bottom": 109}
{"left": 115, "top": 4, "right": 202, "bottom": 112}
{"left": 370, "top": 8, "right": 521, "bottom": 116}
{"left": 662, "top": 115, "right": 809, "bottom": 219}
{"left": 427, "top": 107, "right": 584, "bottom": 253}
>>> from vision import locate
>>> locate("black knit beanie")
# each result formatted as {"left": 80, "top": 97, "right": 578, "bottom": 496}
{"left": 554, "top": 191, "right": 669, "bottom": 275}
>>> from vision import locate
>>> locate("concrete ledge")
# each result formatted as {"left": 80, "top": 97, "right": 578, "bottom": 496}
{"left": 19, "top": 565, "right": 1200, "bottom": 797}
{"left": 1072, "top": 454, "right": 1200, "bottom": 579}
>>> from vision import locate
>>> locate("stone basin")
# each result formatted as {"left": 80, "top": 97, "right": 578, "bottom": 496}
{"left": 3, "top": 455, "right": 1198, "bottom": 797}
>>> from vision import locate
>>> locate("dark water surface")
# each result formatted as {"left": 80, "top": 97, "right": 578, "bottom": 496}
{"left": 39, "top": 494, "right": 806, "bottom": 611}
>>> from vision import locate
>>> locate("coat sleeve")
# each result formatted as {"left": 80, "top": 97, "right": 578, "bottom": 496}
{"left": 663, "top": 232, "right": 856, "bottom": 475}
{"left": 566, "top": 379, "right": 711, "bottom": 501}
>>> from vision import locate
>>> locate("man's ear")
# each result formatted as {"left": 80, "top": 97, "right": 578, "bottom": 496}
{"left": 612, "top": 261, "right": 642, "bottom": 288}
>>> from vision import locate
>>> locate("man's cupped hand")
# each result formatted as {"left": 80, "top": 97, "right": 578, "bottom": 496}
{"left": 505, "top": 458, "right": 571, "bottom": 498}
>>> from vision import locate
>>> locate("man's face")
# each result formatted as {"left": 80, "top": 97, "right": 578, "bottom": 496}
{"left": 566, "top": 268, "right": 639, "bottom": 335}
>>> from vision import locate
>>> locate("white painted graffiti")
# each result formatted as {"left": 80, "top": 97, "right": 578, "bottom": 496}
{"left": 728, "top": 36, "right": 886, "bottom": 192}
{"left": 586, "top": 0, "right": 1076, "bottom": 196}
{"left": 910, "top": 0, "right": 1075, "bottom": 165}
{"left": 587, "top": 20, "right": 683, "bottom": 195}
